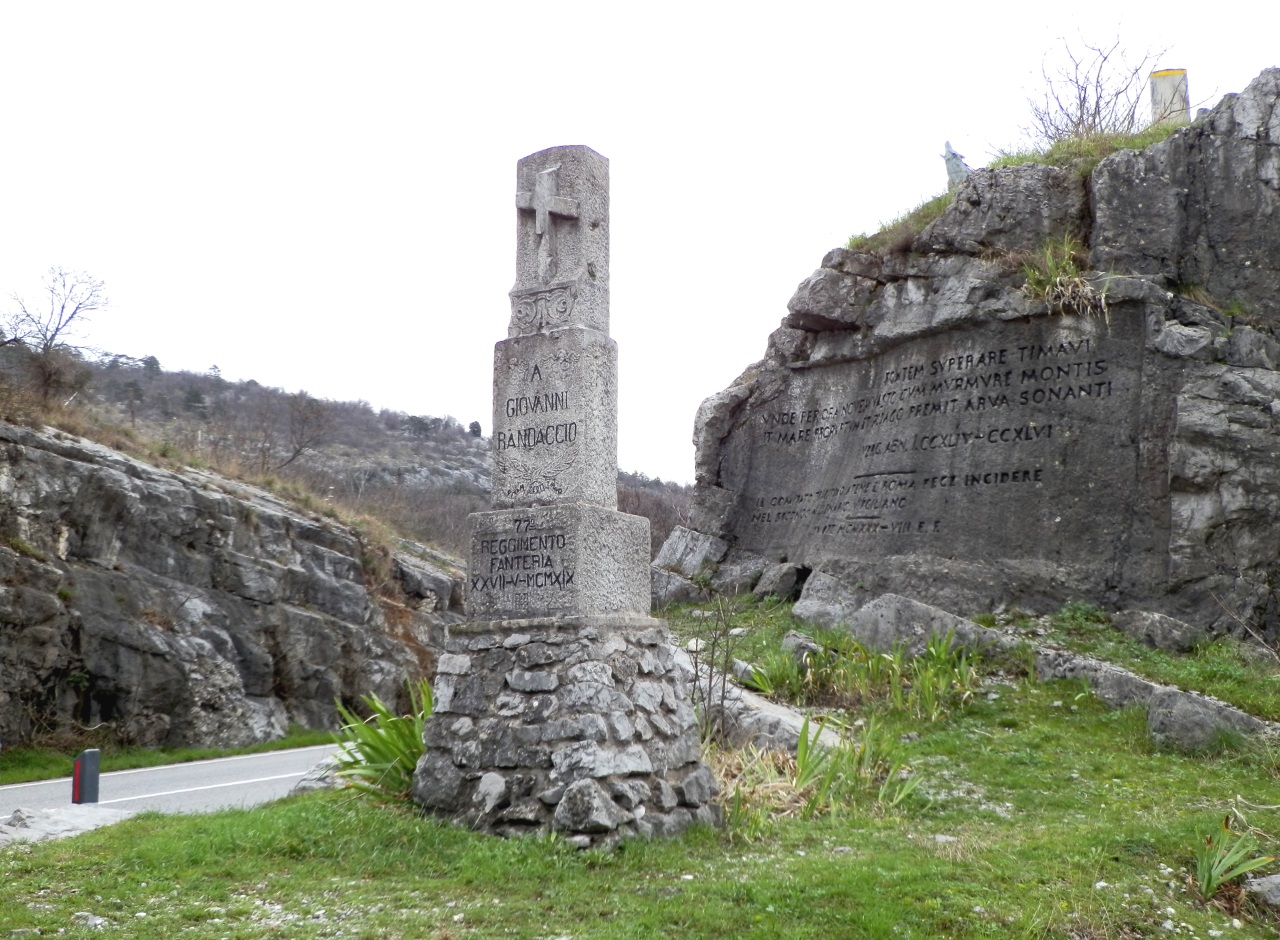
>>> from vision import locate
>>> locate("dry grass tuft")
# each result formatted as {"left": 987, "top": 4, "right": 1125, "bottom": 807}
{"left": 709, "top": 743, "right": 811, "bottom": 819}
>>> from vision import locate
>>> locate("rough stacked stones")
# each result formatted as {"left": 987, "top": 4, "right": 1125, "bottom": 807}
{"left": 412, "top": 146, "right": 713, "bottom": 844}
{"left": 415, "top": 619, "right": 715, "bottom": 841}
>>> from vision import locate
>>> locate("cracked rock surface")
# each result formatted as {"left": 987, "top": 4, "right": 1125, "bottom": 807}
{"left": 660, "top": 69, "right": 1280, "bottom": 643}
{"left": 1, "top": 421, "right": 459, "bottom": 748}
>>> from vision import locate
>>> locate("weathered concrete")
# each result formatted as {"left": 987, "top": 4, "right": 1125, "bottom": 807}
{"left": 1112, "top": 610, "right": 1203, "bottom": 653}
{"left": 652, "top": 526, "right": 729, "bottom": 582}
{"left": 1246, "top": 874, "right": 1280, "bottom": 912}
{"left": 0, "top": 806, "right": 133, "bottom": 846}
{"left": 694, "top": 664, "right": 842, "bottom": 752}
{"left": 1036, "top": 648, "right": 1277, "bottom": 750}
{"left": 823, "top": 593, "right": 1014, "bottom": 656}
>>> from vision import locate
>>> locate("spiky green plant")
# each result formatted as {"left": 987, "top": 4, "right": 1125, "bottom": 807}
{"left": 792, "top": 715, "right": 833, "bottom": 793}
{"left": 332, "top": 677, "right": 432, "bottom": 801}
{"left": 909, "top": 629, "right": 980, "bottom": 721}
{"left": 745, "top": 650, "right": 806, "bottom": 700}
{"left": 1193, "top": 815, "right": 1276, "bottom": 901}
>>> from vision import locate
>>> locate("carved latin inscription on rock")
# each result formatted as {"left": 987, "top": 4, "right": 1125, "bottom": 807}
{"left": 723, "top": 314, "right": 1142, "bottom": 565}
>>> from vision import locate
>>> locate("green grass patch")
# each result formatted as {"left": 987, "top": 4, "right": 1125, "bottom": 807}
{"left": 3, "top": 679, "right": 1277, "bottom": 938}
{"left": 0, "top": 726, "right": 334, "bottom": 786}
{"left": 5, "top": 601, "right": 1277, "bottom": 936}
{"left": 838, "top": 125, "right": 1179, "bottom": 264}
{"left": 993, "top": 602, "right": 1280, "bottom": 722}
{"left": 5, "top": 536, "right": 47, "bottom": 562}
{"left": 989, "top": 123, "right": 1180, "bottom": 177}
{"left": 846, "top": 192, "right": 954, "bottom": 255}
{"left": 665, "top": 594, "right": 808, "bottom": 667}
{"left": 1020, "top": 234, "right": 1109, "bottom": 319}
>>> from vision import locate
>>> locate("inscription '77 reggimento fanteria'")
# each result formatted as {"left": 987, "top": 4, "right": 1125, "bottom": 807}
{"left": 466, "top": 504, "right": 650, "bottom": 621}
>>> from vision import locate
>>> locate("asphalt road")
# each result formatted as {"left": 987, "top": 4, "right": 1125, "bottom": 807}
{"left": 0, "top": 743, "right": 339, "bottom": 818}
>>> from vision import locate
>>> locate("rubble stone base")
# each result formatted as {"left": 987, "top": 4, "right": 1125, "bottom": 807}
{"left": 412, "top": 615, "right": 717, "bottom": 847}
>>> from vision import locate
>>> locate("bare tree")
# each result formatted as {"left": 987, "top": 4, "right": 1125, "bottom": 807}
{"left": 277, "top": 391, "right": 331, "bottom": 470}
{"left": 1027, "top": 38, "right": 1164, "bottom": 145}
{"left": 3, "top": 267, "right": 106, "bottom": 353}
{"left": 2, "top": 268, "right": 107, "bottom": 404}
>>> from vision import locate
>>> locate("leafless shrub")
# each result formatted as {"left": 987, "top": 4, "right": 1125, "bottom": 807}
{"left": 3, "top": 268, "right": 106, "bottom": 405}
{"left": 139, "top": 607, "right": 175, "bottom": 630}
{"left": 618, "top": 473, "right": 693, "bottom": 555}
{"left": 0, "top": 356, "right": 43, "bottom": 426}
{"left": 1027, "top": 38, "right": 1165, "bottom": 145}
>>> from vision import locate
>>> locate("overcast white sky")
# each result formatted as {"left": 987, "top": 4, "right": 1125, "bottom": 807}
{"left": 0, "top": 2, "right": 1274, "bottom": 482}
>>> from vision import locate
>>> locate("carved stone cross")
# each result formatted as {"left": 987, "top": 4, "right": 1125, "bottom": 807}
{"left": 516, "top": 165, "right": 580, "bottom": 283}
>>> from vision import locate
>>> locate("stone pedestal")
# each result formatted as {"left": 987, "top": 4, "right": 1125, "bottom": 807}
{"left": 413, "top": 617, "right": 715, "bottom": 844}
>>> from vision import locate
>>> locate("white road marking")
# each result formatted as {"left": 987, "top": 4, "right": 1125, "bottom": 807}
{"left": 96, "top": 744, "right": 335, "bottom": 779}
{"left": 0, "top": 744, "right": 335, "bottom": 793}
{"left": 0, "top": 777, "right": 72, "bottom": 790}
{"left": 97, "top": 772, "right": 306, "bottom": 805}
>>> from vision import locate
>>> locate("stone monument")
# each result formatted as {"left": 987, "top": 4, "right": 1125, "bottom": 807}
{"left": 412, "top": 146, "right": 715, "bottom": 843}
{"left": 658, "top": 70, "right": 1280, "bottom": 643}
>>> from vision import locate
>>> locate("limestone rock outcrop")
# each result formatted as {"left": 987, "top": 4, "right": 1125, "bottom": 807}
{"left": 1, "top": 420, "right": 461, "bottom": 748}
{"left": 664, "top": 69, "right": 1280, "bottom": 642}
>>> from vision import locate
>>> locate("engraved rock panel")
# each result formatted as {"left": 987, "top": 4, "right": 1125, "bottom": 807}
{"left": 724, "top": 313, "right": 1141, "bottom": 574}
{"left": 663, "top": 76, "right": 1280, "bottom": 632}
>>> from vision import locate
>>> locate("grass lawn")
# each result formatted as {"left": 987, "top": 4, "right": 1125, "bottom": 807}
{"left": 3, "top": 663, "right": 1277, "bottom": 937}
{"left": 977, "top": 602, "right": 1280, "bottom": 722}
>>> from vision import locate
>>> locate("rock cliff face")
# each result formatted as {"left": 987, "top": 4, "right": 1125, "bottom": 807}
{"left": 1, "top": 420, "right": 461, "bottom": 748}
{"left": 664, "top": 69, "right": 1280, "bottom": 639}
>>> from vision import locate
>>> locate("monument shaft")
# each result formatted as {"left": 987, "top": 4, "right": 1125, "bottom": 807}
{"left": 470, "top": 145, "right": 648, "bottom": 619}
